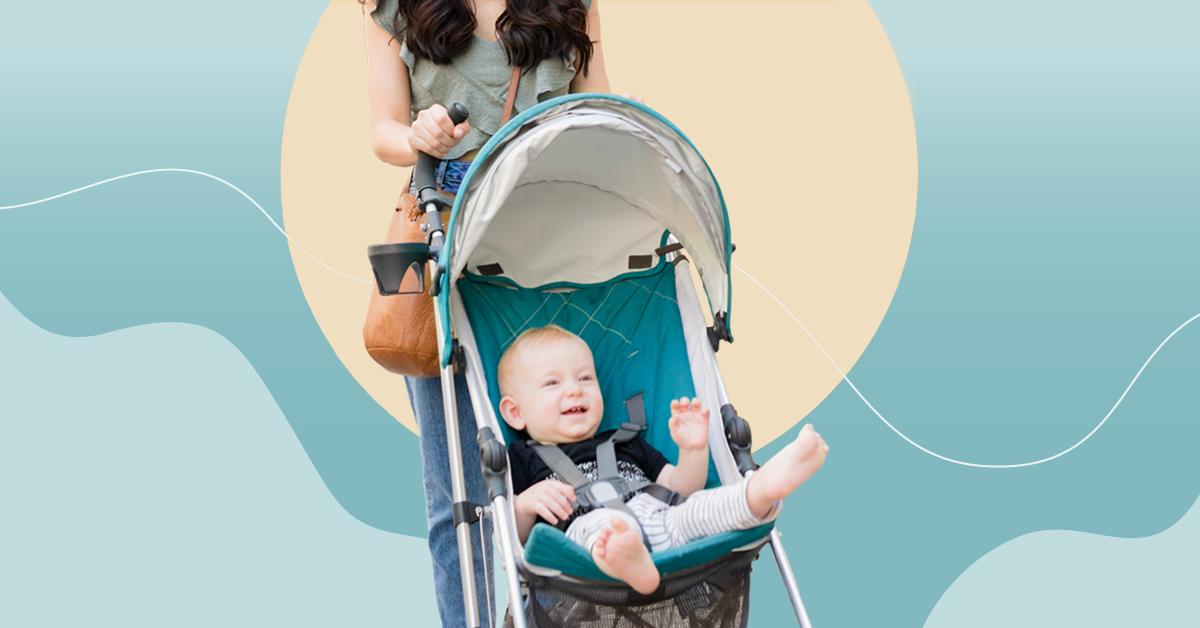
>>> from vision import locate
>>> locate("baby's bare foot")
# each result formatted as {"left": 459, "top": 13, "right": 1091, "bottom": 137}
{"left": 747, "top": 424, "right": 828, "bottom": 517}
{"left": 592, "top": 517, "right": 660, "bottom": 594}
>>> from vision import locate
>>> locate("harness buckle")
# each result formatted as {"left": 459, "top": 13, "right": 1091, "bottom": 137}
{"left": 578, "top": 478, "right": 631, "bottom": 511}
{"left": 588, "top": 482, "right": 620, "bottom": 504}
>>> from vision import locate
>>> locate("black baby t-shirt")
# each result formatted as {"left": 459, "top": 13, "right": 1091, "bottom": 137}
{"left": 509, "top": 429, "right": 671, "bottom": 497}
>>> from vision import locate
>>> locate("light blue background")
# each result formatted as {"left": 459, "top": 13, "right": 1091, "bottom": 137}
{"left": 1, "top": 1, "right": 1197, "bottom": 626}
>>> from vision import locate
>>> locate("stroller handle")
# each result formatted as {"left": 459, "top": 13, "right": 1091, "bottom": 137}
{"left": 414, "top": 103, "right": 470, "bottom": 196}
{"left": 413, "top": 103, "right": 468, "bottom": 296}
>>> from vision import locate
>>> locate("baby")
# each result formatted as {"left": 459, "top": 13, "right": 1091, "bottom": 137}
{"left": 498, "top": 325, "right": 828, "bottom": 594}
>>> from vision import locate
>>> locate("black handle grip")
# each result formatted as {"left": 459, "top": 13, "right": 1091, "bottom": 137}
{"left": 413, "top": 155, "right": 438, "bottom": 197}
{"left": 414, "top": 103, "right": 470, "bottom": 196}
{"left": 447, "top": 103, "right": 469, "bottom": 126}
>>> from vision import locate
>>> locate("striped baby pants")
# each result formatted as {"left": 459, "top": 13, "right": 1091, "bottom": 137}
{"left": 565, "top": 480, "right": 781, "bottom": 554}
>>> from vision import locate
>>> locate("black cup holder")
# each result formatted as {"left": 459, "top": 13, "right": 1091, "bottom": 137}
{"left": 368, "top": 242, "right": 432, "bottom": 295}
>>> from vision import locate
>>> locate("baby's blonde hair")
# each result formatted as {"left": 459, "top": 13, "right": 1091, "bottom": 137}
{"left": 497, "top": 325, "right": 588, "bottom": 396}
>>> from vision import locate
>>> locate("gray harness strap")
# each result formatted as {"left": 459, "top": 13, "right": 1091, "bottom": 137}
{"left": 531, "top": 393, "right": 685, "bottom": 548}
{"left": 532, "top": 444, "right": 591, "bottom": 490}
{"left": 595, "top": 421, "right": 640, "bottom": 481}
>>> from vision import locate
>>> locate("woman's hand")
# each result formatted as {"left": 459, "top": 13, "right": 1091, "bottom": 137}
{"left": 407, "top": 104, "right": 472, "bottom": 159}
{"left": 621, "top": 92, "right": 644, "bottom": 104}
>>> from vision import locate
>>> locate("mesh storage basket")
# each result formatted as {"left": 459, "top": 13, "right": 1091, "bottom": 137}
{"left": 509, "top": 548, "right": 760, "bottom": 628}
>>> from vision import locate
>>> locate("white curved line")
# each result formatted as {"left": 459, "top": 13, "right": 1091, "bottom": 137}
{"left": 734, "top": 263, "right": 1198, "bottom": 468}
{"left": 8, "top": 172, "right": 1195, "bottom": 467}
{"left": 0, "top": 169, "right": 373, "bottom": 284}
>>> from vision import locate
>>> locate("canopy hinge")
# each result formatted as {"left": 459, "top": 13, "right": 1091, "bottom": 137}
{"left": 707, "top": 312, "right": 730, "bottom": 352}
{"left": 450, "top": 338, "right": 466, "bottom": 373}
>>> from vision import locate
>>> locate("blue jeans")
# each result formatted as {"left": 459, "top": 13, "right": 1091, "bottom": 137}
{"left": 406, "top": 159, "right": 495, "bottom": 628}
{"left": 408, "top": 159, "right": 472, "bottom": 196}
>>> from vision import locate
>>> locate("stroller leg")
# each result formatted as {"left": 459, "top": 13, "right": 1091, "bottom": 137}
{"left": 492, "top": 495, "right": 528, "bottom": 628}
{"left": 769, "top": 529, "right": 813, "bottom": 628}
{"left": 441, "top": 363, "right": 482, "bottom": 628}
{"left": 703, "top": 331, "right": 813, "bottom": 626}
{"left": 435, "top": 296, "right": 485, "bottom": 627}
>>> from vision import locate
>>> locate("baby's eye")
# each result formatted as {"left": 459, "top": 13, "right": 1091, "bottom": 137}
{"left": 542, "top": 379, "right": 559, "bottom": 387}
{"left": 580, "top": 375, "right": 593, "bottom": 382}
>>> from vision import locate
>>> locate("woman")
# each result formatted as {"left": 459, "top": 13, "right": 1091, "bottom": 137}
{"left": 359, "top": 1, "right": 636, "bottom": 625}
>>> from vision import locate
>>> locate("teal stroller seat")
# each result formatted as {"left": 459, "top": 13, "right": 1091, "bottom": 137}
{"left": 373, "top": 94, "right": 813, "bottom": 628}
{"left": 460, "top": 261, "right": 779, "bottom": 626}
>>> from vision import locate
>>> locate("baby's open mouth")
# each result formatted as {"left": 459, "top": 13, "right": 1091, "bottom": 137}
{"left": 562, "top": 405, "right": 587, "bottom": 416}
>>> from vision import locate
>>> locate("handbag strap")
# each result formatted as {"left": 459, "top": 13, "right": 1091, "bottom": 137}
{"left": 501, "top": 65, "right": 522, "bottom": 126}
{"left": 395, "top": 170, "right": 415, "bottom": 211}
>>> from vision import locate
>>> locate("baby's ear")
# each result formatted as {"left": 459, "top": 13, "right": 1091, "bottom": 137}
{"left": 498, "top": 396, "right": 524, "bottom": 430}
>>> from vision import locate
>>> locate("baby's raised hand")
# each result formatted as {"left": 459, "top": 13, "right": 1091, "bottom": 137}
{"left": 669, "top": 397, "right": 710, "bottom": 451}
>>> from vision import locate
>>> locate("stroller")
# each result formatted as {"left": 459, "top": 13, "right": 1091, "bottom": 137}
{"left": 369, "top": 94, "right": 813, "bottom": 628}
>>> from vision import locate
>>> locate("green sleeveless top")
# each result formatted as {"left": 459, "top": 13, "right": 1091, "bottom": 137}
{"left": 370, "top": 0, "right": 590, "bottom": 160}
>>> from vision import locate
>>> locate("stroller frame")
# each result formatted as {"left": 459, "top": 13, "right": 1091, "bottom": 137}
{"left": 439, "top": 279, "right": 811, "bottom": 628}
{"left": 376, "top": 94, "right": 814, "bottom": 628}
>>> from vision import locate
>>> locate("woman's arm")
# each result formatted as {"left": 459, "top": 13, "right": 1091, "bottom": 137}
{"left": 568, "top": 1, "right": 643, "bottom": 103}
{"left": 569, "top": 0, "right": 609, "bottom": 93}
{"left": 362, "top": 1, "right": 469, "bottom": 166}
{"left": 362, "top": 2, "right": 419, "bottom": 167}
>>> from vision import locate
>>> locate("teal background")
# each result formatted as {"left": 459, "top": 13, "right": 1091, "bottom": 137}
{"left": 1, "top": 1, "right": 1197, "bottom": 626}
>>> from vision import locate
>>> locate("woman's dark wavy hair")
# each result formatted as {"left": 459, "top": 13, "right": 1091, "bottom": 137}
{"left": 367, "top": 0, "right": 594, "bottom": 77}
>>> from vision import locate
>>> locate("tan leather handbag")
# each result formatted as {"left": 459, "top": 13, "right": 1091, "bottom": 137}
{"left": 362, "top": 66, "right": 523, "bottom": 378}
{"left": 362, "top": 177, "right": 449, "bottom": 377}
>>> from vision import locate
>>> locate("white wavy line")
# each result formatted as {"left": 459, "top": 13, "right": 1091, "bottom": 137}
{"left": 8, "top": 171, "right": 1195, "bottom": 467}
{"left": 734, "top": 263, "right": 1198, "bottom": 468}
{"left": 0, "top": 169, "right": 373, "bottom": 284}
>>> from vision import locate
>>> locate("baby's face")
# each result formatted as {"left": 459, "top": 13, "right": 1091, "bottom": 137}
{"left": 500, "top": 337, "right": 604, "bottom": 445}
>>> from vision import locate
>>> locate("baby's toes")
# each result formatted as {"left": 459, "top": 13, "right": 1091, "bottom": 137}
{"left": 594, "top": 530, "right": 610, "bottom": 552}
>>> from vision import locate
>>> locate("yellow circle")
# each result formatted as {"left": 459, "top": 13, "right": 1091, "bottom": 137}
{"left": 281, "top": 0, "right": 916, "bottom": 447}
